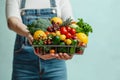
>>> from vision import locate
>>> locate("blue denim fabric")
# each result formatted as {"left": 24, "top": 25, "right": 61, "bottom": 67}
{"left": 12, "top": 4, "right": 67, "bottom": 80}
{"left": 12, "top": 46, "right": 67, "bottom": 80}
{"left": 21, "top": 9, "right": 57, "bottom": 25}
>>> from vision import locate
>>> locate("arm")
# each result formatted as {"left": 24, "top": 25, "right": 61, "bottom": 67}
{"left": 7, "top": 17, "right": 33, "bottom": 44}
{"left": 60, "top": 0, "right": 74, "bottom": 20}
{"left": 6, "top": 0, "right": 33, "bottom": 44}
{"left": 6, "top": 0, "right": 57, "bottom": 60}
{"left": 8, "top": 17, "right": 29, "bottom": 37}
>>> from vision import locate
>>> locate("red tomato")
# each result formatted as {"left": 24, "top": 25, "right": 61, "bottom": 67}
{"left": 70, "top": 28, "right": 76, "bottom": 35}
{"left": 34, "top": 47, "right": 39, "bottom": 54}
{"left": 60, "top": 27, "right": 68, "bottom": 34}
{"left": 76, "top": 50, "right": 83, "bottom": 55}
{"left": 66, "top": 26, "right": 71, "bottom": 32}
{"left": 72, "top": 35, "right": 77, "bottom": 39}
{"left": 66, "top": 32, "right": 72, "bottom": 39}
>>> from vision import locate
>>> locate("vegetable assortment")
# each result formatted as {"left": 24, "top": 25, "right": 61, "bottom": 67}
{"left": 27, "top": 17, "right": 93, "bottom": 55}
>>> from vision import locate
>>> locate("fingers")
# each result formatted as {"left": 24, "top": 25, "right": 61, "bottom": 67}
{"left": 36, "top": 53, "right": 56, "bottom": 60}
{"left": 34, "top": 52, "right": 73, "bottom": 60}
{"left": 40, "top": 54, "right": 56, "bottom": 60}
{"left": 56, "top": 53, "right": 73, "bottom": 60}
{"left": 33, "top": 47, "right": 56, "bottom": 60}
{"left": 55, "top": 54, "right": 61, "bottom": 59}
{"left": 33, "top": 47, "right": 73, "bottom": 60}
{"left": 26, "top": 33, "right": 33, "bottom": 45}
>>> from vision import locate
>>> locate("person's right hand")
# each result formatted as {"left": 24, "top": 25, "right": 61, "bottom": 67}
{"left": 25, "top": 32, "right": 55, "bottom": 60}
{"left": 26, "top": 32, "right": 34, "bottom": 45}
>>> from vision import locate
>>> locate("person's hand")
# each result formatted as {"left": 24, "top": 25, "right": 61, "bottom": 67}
{"left": 55, "top": 53, "right": 73, "bottom": 60}
{"left": 34, "top": 51, "right": 56, "bottom": 60}
{"left": 34, "top": 49, "right": 73, "bottom": 60}
{"left": 26, "top": 32, "right": 33, "bottom": 45}
{"left": 25, "top": 32, "right": 55, "bottom": 60}
{"left": 34, "top": 52, "right": 73, "bottom": 60}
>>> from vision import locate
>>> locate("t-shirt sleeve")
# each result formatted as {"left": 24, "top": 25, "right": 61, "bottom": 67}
{"left": 6, "top": 0, "right": 22, "bottom": 21}
{"left": 60, "top": 0, "right": 74, "bottom": 21}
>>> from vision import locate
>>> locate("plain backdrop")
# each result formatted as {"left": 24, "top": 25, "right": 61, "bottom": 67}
{"left": 0, "top": 0, "right": 120, "bottom": 80}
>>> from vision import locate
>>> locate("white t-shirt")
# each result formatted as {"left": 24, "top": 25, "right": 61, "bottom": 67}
{"left": 6, "top": 0, "right": 73, "bottom": 21}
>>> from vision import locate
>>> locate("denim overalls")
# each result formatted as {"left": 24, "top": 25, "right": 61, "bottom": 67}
{"left": 12, "top": 0, "right": 67, "bottom": 80}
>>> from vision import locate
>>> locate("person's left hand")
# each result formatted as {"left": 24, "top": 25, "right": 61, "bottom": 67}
{"left": 55, "top": 53, "right": 73, "bottom": 60}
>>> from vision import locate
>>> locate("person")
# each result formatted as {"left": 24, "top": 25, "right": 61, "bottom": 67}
{"left": 6, "top": 0, "right": 74, "bottom": 80}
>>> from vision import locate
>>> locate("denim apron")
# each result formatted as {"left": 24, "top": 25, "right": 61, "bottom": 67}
{"left": 12, "top": 0, "right": 67, "bottom": 80}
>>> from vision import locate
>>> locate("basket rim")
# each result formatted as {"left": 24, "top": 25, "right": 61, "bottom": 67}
{"left": 32, "top": 44, "right": 86, "bottom": 48}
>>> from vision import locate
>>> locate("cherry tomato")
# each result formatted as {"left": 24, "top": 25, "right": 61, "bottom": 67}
{"left": 76, "top": 50, "right": 83, "bottom": 55}
{"left": 70, "top": 28, "right": 76, "bottom": 35}
{"left": 47, "top": 26, "right": 53, "bottom": 32}
{"left": 65, "top": 32, "right": 72, "bottom": 39}
{"left": 50, "top": 49, "right": 55, "bottom": 53}
{"left": 60, "top": 27, "right": 68, "bottom": 35}
{"left": 45, "top": 31, "right": 50, "bottom": 35}
{"left": 55, "top": 31, "right": 61, "bottom": 36}
{"left": 65, "top": 39, "right": 72, "bottom": 45}
{"left": 50, "top": 49, "right": 55, "bottom": 54}
{"left": 72, "top": 35, "right": 77, "bottom": 39}
{"left": 60, "top": 34, "right": 66, "bottom": 41}
{"left": 66, "top": 26, "right": 71, "bottom": 32}
{"left": 34, "top": 47, "right": 39, "bottom": 54}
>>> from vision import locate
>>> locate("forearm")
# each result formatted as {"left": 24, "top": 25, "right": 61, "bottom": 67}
{"left": 60, "top": 0, "right": 74, "bottom": 20}
{"left": 7, "top": 17, "right": 29, "bottom": 37}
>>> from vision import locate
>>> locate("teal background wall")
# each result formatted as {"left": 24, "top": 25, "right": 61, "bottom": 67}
{"left": 0, "top": 0, "right": 120, "bottom": 80}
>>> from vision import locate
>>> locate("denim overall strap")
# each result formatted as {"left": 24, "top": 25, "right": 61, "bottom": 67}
{"left": 20, "top": 0, "right": 26, "bottom": 9}
{"left": 20, "top": 0, "right": 57, "bottom": 25}
{"left": 50, "top": 0, "right": 56, "bottom": 7}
